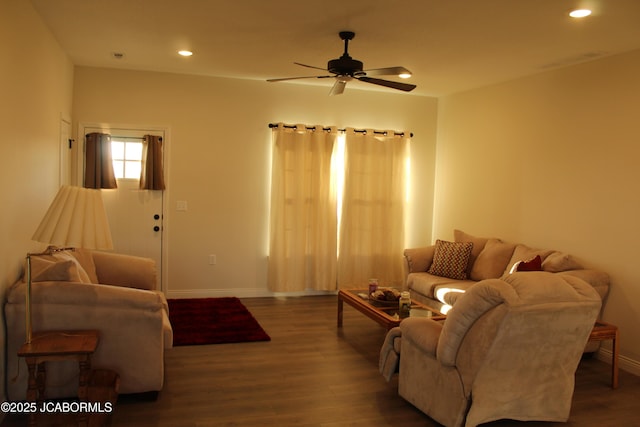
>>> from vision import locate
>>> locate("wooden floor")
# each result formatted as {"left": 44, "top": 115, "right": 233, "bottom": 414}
{"left": 3, "top": 295, "right": 640, "bottom": 426}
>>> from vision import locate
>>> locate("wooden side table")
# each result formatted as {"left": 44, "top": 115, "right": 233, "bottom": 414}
{"left": 18, "top": 330, "right": 99, "bottom": 427}
{"left": 589, "top": 321, "right": 619, "bottom": 389}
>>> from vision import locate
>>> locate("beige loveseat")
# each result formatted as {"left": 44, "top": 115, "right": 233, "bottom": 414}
{"left": 4, "top": 249, "right": 173, "bottom": 400}
{"left": 404, "top": 229, "right": 610, "bottom": 312}
{"left": 392, "top": 272, "right": 602, "bottom": 427}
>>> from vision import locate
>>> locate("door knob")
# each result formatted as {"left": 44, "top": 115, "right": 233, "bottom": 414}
{"left": 154, "top": 214, "right": 160, "bottom": 220}
{"left": 153, "top": 226, "right": 160, "bottom": 232}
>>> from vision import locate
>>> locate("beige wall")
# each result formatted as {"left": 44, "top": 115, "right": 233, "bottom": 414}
{"left": 434, "top": 49, "right": 640, "bottom": 369}
{"left": 0, "top": 0, "right": 74, "bottom": 407}
{"left": 72, "top": 68, "right": 438, "bottom": 298}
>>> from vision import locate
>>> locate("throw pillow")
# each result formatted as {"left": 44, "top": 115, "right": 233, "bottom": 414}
{"left": 428, "top": 239, "right": 473, "bottom": 280}
{"left": 509, "top": 255, "right": 543, "bottom": 274}
{"left": 29, "top": 258, "right": 78, "bottom": 282}
{"left": 453, "top": 229, "right": 489, "bottom": 275}
{"left": 542, "top": 251, "right": 583, "bottom": 272}
{"left": 71, "top": 249, "right": 99, "bottom": 283}
{"left": 53, "top": 251, "right": 92, "bottom": 283}
{"left": 470, "top": 238, "right": 517, "bottom": 280}
{"left": 503, "top": 244, "right": 554, "bottom": 276}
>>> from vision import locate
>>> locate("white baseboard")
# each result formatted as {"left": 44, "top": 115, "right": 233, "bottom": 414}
{"left": 596, "top": 348, "right": 640, "bottom": 377}
{"left": 165, "top": 288, "right": 337, "bottom": 299}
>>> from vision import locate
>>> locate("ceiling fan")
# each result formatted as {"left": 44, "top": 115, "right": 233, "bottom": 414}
{"left": 267, "top": 31, "right": 417, "bottom": 95}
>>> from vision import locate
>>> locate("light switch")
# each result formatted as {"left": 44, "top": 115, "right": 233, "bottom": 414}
{"left": 176, "top": 200, "right": 188, "bottom": 211}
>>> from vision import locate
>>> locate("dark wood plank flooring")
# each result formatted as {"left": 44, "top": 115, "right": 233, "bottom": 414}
{"left": 2, "top": 295, "right": 639, "bottom": 426}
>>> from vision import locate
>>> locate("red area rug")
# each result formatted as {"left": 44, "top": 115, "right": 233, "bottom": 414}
{"left": 167, "top": 297, "right": 271, "bottom": 346}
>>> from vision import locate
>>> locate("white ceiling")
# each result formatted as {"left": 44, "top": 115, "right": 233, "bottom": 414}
{"left": 31, "top": 0, "right": 640, "bottom": 97}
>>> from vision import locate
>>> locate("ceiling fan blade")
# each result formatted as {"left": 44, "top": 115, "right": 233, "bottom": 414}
{"left": 357, "top": 76, "right": 416, "bottom": 92}
{"left": 267, "top": 75, "right": 333, "bottom": 82}
{"left": 363, "top": 66, "right": 411, "bottom": 77}
{"left": 294, "top": 62, "right": 328, "bottom": 71}
{"left": 329, "top": 79, "right": 347, "bottom": 96}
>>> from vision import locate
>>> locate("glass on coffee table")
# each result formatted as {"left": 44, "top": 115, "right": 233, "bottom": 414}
{"left": 337, "top": 288, "right": 445, "bottom": 330}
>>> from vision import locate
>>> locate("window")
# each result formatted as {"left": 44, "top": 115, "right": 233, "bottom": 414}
{"left": 111, "top": 138, "right": 143, "bottom": 180}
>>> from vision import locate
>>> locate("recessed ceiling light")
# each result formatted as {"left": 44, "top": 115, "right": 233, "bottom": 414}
{"left": 569, "top": 9, "right": 592, "bottom": 18}
{"left": 178, "top": 50, "right": 193, "bottom": 57}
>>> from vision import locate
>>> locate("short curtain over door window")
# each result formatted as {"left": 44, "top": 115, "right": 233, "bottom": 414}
{"left": 267, "top": 123, "right": 410, "bottom": 292}
{"left": 83, "top": 132, "right": 165, "bottom": 190}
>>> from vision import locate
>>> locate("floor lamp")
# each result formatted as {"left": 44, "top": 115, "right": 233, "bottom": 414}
{"left": 25, "top": 185, "right": 113, "bottom": 343}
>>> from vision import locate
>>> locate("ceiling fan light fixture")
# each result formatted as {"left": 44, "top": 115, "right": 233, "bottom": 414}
{"left": 569, "top": 9, "right": 592, "bottom": 18}
{"left": 178, "top": 50, "right": 193, "bottom": 57}
{"left": 267, "top": 32, "right": 417, "bottom": 95}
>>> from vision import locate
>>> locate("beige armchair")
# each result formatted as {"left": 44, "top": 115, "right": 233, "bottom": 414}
{"left": 396, "top": 271, "right": 601, "bottom": 427}
{"left": 5, "top": 250, "right": 172, "bottom": 400}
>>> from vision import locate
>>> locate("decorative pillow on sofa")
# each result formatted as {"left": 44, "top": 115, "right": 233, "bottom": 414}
{"left": 71, "top": 249, "right": 99, "bottom": 283}
{"left": 28, "top": 258, "right": 81, "bottom": 282}
{"left": 503, "top": 244, "right": 554, "bottom": 276}
{"left": 470, "top": 238, "right": 516, "bottom": 281}
{"left": 542, "top": 251, "right": 583, "bottom": 272}
{"left": 23, "top": 250, "right": 92, "bottom": 284}
{"left": 509, "top": 255, "right": 542, "bottom": 274}
{"left": 52, "top": 251, "right": 92, "bottom": 283}
{"left": 428, "top": 239, "right": 473, "bottom": 280}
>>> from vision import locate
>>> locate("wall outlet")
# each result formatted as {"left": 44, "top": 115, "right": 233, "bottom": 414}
{"left": 209, "top": 254, "right": 216, "bottom": 265}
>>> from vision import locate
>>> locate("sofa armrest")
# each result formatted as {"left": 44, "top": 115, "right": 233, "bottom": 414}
{"left": 400, "top": 317, "right": 443, "bottom": 357}
{"left": 7, "top": 280, "right": 165, "bottom": 311}
{"left": 404, "top": 246, "right": 436, "bottom": 275}
{"left": 92, "top": 251, "right": 157, "bottom": 290}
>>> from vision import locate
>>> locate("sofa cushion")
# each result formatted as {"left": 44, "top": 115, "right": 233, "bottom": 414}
{"left": 542, "top": 251, "right": 583, "bottom": 272}
{"left": 428, "top": 240, "right": 473, "bottom": 280}
{"left": 433, "top": 282, "right": 476, "bottom": 305}
{"left": 470, "top": 239, "right": 516, "bottom": 281}
{"left": 408, "top": 271, "right": 475, "bottom": 299}
{"left": 454, "top": 229, "right": 489, "bottom": 275}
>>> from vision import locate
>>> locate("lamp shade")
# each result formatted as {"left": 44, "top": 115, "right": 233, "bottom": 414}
{"left": 31, "top": 185, "right": 113, "bottom": 250}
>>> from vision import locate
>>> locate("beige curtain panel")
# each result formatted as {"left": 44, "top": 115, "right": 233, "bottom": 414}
{"left": 337, "top": 129, "right": 409, "bottom": 288}
{"left": 268, "top": 124, "right": 338, "bottom": 292}
{"left": 140, "top": 135, "right": 166, "bottom": 190}
{"left": 84, "top": 132, "right": 117, "bottom": 189}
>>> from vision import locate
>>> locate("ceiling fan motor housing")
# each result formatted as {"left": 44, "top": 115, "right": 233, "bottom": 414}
{"left": 328, "top": 57, "right": 364, "bottom": 76}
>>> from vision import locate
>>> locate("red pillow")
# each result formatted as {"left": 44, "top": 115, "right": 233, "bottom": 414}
{"left": 516, "top": 255, "right": 543, "bottom": 272}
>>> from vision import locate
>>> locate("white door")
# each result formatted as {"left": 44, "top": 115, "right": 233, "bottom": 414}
{"left": 80, "top": 126, "right": 166, "bottom": 289}
{"left": 101, "top": 181, "right": 163, "bottom": 287}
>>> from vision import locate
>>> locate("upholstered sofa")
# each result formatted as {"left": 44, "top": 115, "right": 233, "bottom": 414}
{"left": 404, "top": 229, "right": 610, "bottom": 312}
{"left": 384, "top": 272, "right": 602, "bottom": 427}
{"left": 4, "top": 249, "right": 173, "bottom": 400}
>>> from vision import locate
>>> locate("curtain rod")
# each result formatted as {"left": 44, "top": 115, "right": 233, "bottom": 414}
{"left": 268, "top": 123, "right": 413, "bottom": 138}
{"left": 86, "top": 134, "right": 163, "bottom": 142}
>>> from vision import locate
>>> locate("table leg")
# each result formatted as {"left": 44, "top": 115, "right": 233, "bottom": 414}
{"left": 36, "top": 362, "right": 46, "bottom": 402}
{"left": 337, "top": 294, "right": 344, "bottom": 328}
{"left": 612, "top": 328, "right": 619, "bottom": 389}
{"left": 25, "top": 359, "right": 37, "bottom": 427}
{"left": 78, "top": 356, "right": 92, "bottom": 427}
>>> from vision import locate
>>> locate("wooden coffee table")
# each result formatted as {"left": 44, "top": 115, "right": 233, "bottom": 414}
{"left": 337, "top": 289, "right": 444, "bottom": 330}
